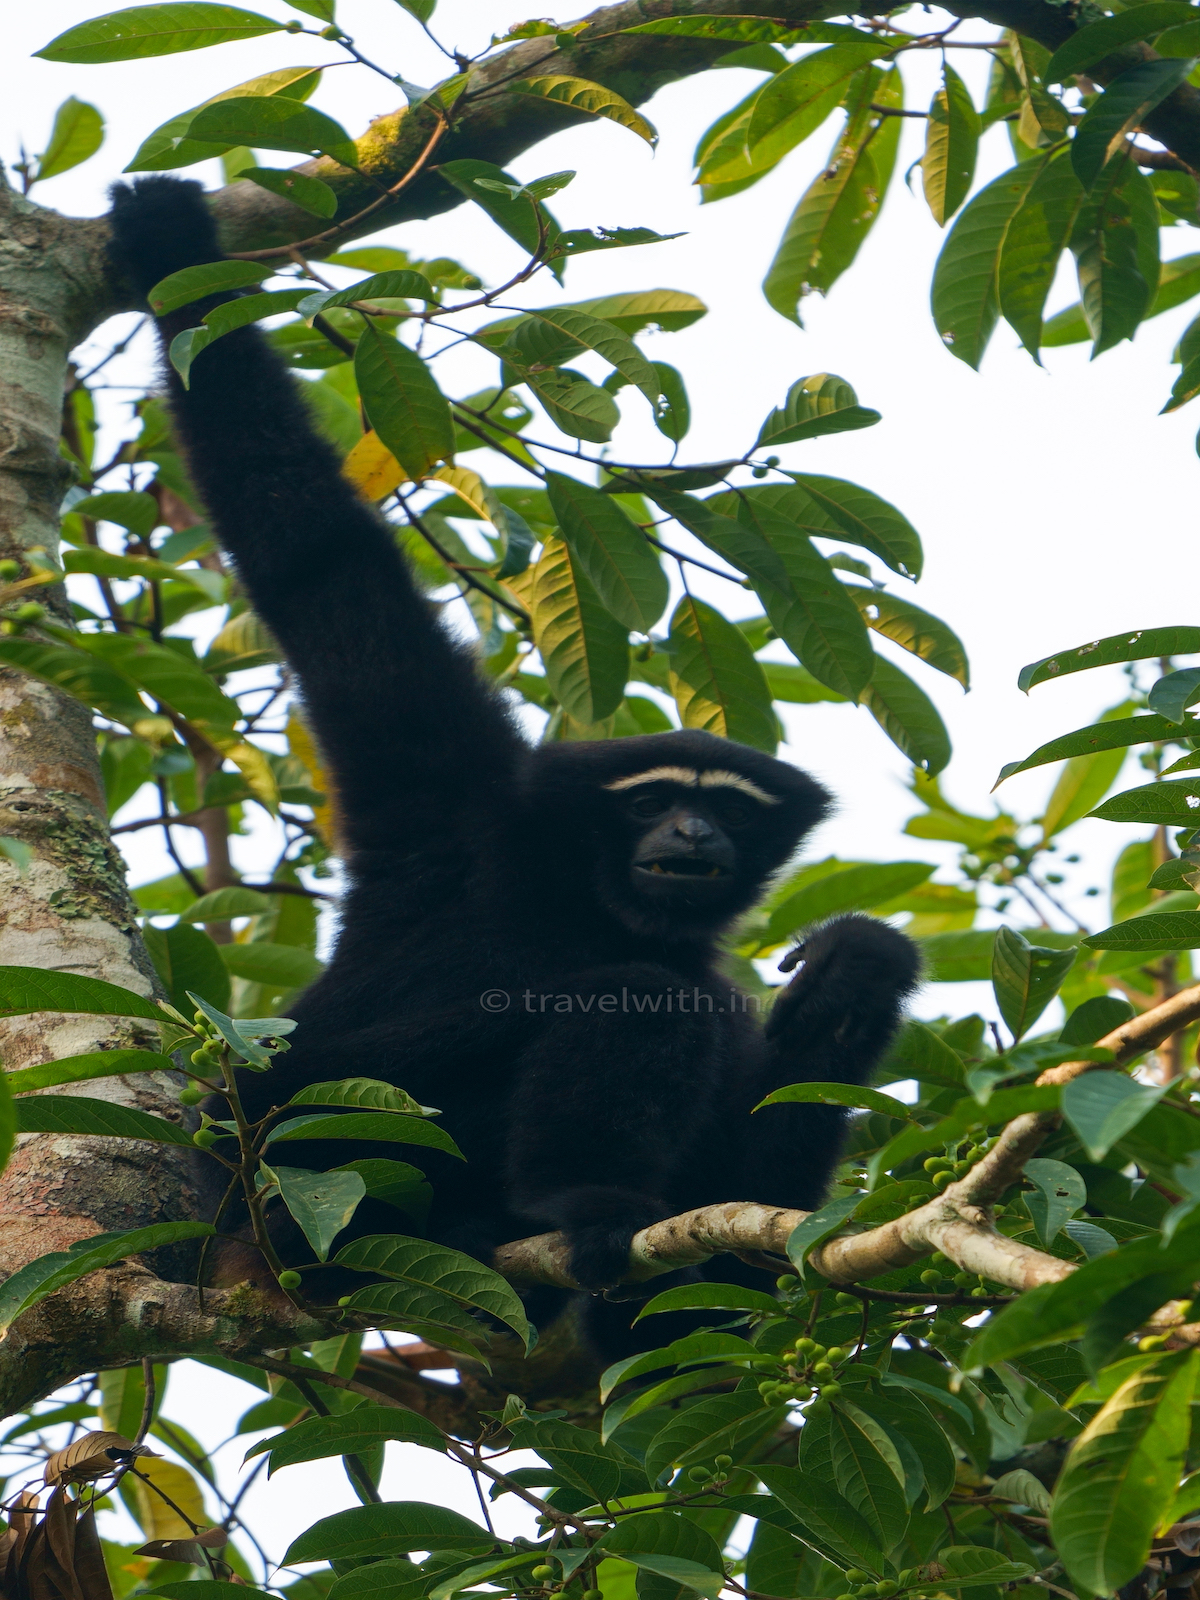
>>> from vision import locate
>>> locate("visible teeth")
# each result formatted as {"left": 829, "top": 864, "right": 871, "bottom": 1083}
{"left": 709, "top": 868, "right": 720, "bottom": 877}
{"left": 651, "top": 863, "right": 664, "bottom": 873}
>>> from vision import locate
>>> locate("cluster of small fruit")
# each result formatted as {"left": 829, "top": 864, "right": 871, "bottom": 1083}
{"left": 834, "top": 1567, "right": 926, "bottom": 1600}
{"left": 922, "top": 1137, "right": 1001, "bottom": 1191}
{"left": 0, "top": 558, "right": 47, "bottom": 634}
{"left": 684, "top": 1453, "right": 734, "bottom": 1486}
{"left": 918, "top": 1252, "right": 997, "bottom": 1300}
{"left": 756, "top": 1332, "right": 850, "bottom": 1409}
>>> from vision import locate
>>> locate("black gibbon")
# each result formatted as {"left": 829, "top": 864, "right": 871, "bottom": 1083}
{"left": 108, "top": 177, "right": 921, "bottom": 1358}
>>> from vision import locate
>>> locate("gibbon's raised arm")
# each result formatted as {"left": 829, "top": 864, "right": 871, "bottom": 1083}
{"left": 108, "top": 177, "right": 521, "bottom": 854}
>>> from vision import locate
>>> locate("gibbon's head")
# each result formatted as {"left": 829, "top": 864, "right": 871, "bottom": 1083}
{"left": 529, "top": 730, "right": 832, "bottom": 939}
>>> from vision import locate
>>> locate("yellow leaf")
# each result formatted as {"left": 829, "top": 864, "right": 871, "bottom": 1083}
{"left": 342, "top": 429, "right": 407, "bottom": 500}
{"left": 129, "top": 1456, "right": 206, "bottom": 1540}
{"left": 434, "top": 464, "right": 489, "bottom": 521}
{"left": 507, "top": 76, "right": 658, "bottom": 146}
{"left": 287, "top": 712, "right": 335, "bottom": 842}
{"left": 219, "top": 739, "right": 279, "bottom": 813}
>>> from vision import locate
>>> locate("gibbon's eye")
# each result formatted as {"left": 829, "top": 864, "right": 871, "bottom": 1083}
{"left": 711, "top": 796, "right": 753, "bottom": 828}
{"left": 629, "top": 793, "right": 670, "bottom": 819}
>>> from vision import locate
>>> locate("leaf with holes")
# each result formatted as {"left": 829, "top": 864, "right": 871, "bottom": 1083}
{"left": 845, "top": 586, "right": 968, "bottom": 687}
{"left": 667, "top": 595, "right": 776, "bottom": 753}
{"left": 1023, "top": 1158, "right": 1086, "bottom": 1245}
{"left": 1021, "top": 627, "right": 1200, "bottom": 691}
{"left": 1090, "top": 780, "right": 1200, "bottom": 825}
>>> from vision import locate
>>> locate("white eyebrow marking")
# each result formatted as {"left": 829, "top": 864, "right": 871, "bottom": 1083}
{"left": 604, "top": 766, "right": 700, "bottom": 791}
{"left": 603, "top": 766, "right": 780, "bottom": 805}
{"left": 699, "top": 770, "right": 781, "bottom": 805}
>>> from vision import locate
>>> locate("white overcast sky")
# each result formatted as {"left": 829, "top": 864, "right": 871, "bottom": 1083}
{"left": 1, "top": 0, "right": 1197, "bottom": 1554}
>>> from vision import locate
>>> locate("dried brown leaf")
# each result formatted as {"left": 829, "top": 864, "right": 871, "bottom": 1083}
{"left": 43, "top": 1433, "right": 153, "bottom": 1486}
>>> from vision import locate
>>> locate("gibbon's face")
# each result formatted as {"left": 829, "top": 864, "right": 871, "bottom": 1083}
{"left": 605, "top": 764, "right": 787, "bottom": 921}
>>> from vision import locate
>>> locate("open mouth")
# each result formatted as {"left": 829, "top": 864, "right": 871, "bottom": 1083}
{"left": 637, "top": 859, "right": 730, "bottom": 879}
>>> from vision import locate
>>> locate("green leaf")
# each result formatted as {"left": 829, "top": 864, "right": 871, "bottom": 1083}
{"left": 268, "top": 1113, "right": 463, "bottom": 1158}
{"left": 844, "top": 586, "right": 969, "bottom": 687}
{"left": 1148, "top": 665, "right": 1200, "bottom": 723}
{"left": 760, "top": 860, "right": 933, "bottom": 949}
{"left": 882, "top": 1020, "right": 966, "bottom": 1087}
{"left": 643, "top": 1393, "right": 782, "bottom": 1485}
{"left": 859, "top": 654, "right": 952, "bottom": 776}
{"left": 188, "top": 991, "right": 295, "bottom": 1069}
{"left": 355, "top": 322, "right": 454, "bottom": 482}
{"left": 529, "top": 370, "right": 620, "bottom": 444}
{"left": 178, "top": 887, "right": 271, "bottom": 923}
{"left": 507, "top": 76, "right": 657, "bottom": 146}
{"left": 727, "top": 498, "right": 874, "bottom": 698}
{"left": 1045, "top": 3, "right": 1200, "bottom": 82}
{"left": 707, "top": 42, "right": 882, "bottom": 185}
{"left": 291, "top": 1079, "right": 435, "bottom": 1114}
{"left": 623, "top": 15, "right": 823, "bottom": 42}
{"left": 219, "top": 942, "right": 323, "bottom": 988}
{"left": 335, "top": 1159, "right": 431, "bottom": 1221}
{"left": 35, "top": 98, "right": 105, "bottom": 181}
{"left": 755, "top": 374, "right": 880, "bottom": 447}
{"left": 754, "top": 1464, "right": 886, "bottom": 1570}
{"left": 998, "top": 148, "right": 1085, "bottom": 359}
{"left": 241, "top": 167, "right": 338, "bottom": 218}
{"left": 1090, "top": 778, "right": 1200, "bottom": 825}
{"left": 757, "top": 1081, "right": 914, "bottom": 1117}
{"left": 923, "top": 63, "right": 981, "bottom": 226}
{"left": 1020, "top": 627, "right": 1200, "bottom": 691}
{"left": 508, "top": 1417, "right": 647, "bottom": 1501}
{"left": 70, "top": 489, "right": 161, "bottom": 536}
{"left": 0, "top": 1220, "right": 215, "bottom": 1332}
{"left": 0, "top": 639, "right": 145, "bottom": 728}
{"left": 36, "top": 3, "right": 282, "bottom": 63}
{"left": 1023, "top": 1157, "right": 1087, "bottom": 1245}
{"left": 827, "top": 1400, "right": 910, "bottom": 1550}
{"left": 247, "top": 1401, "right": 445, "bottom": 1470}
{"left": 284, "top": 1504, "right": 492, "bottom": 1565}
{"left": 1061, "top": 994, "right": 1136, "bottom": 1044}
{"left": 0, "top": 965, "right": 162, "bottom": 1021}
{"left": 506, "top": 308, "right": 666, "bottom": 416}
{"left": 786, "top": 1192, "right": 863, "bottom": 1271}
{"left": 1070, "top": 155, "right": 1160, "bottom": 356}
{"left": 667, "top": 596, "right": 776, "bottom": 753}
{"left": 439, "top": 160, "right": 563, "bottom": 279}
{"left": 1051, "top": 1351, "right": 1198, "bottom": 1593}
{"left": 298, "top": 271, "right": 438, "bottom": 316}
{"left": 564, "top": 290, "right": 707, "bottom": 335}
{"left": 269, "top": 1164, "right": 365, "bottom": 1261}
{"left": 188, "top": 96, "right": 356, "bottom": 166}
{"left": 634, "top": 1282, "right": 781, "bottom": 1321}
{"left": 931, "top": 157, "right": 1044, "bottom": 369}
{"left": 15, "top": 1095, "right": 195, "bottom": 1146}
{"left": 5, "top": 1049, "right": 176, "bottom": 1095}
{"left": 995, "top": 714, "right": 1177, "bottom": 786}
{"left": 764, "top": 64, "right": 902, "bottom": 323}
{"left": 936, "top": 1548, "right": 1035, "bottom": 1588}
{"left": 992, "top": 927, "right": 1077, "bottom": 1042}
{"left": 597, "top": 1516, "right": 725, "bottom": 1598}
{"left": 334, "top": 1234, "right": 532, "bottom": 1348}
{"left": 124, "top": 66, "right": 322, "bottom": 173}
{"left": 1061, "top": 1072, "right": 1168, "bottom": 1159}
{"left": 146, "top": 260, "right": 271, "bottom": 315}
{"left": 544, "top": 473, "right": 667, "bottom": 631}
{"left": 718, "top": 477, "right": 922, "bottom": 580}
{"left": 530, "top": 537, "right": 629, "bottom": 724}
{"left": 1073, "top": 61, "right": 1193, "bottom": 191}
{"left": 868, "top": 1084, "right": 1062, "bottom": 1186}
{"left": 1085, "top": 907, "right": 1200, "bottom": 949}
{"left": 144, "top": 921, "right": 231, "bottom": 1014}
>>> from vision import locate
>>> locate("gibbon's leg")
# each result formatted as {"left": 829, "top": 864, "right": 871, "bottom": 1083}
{"left": 740, "top": 914, "right": 921, "bottom": 1213}
{"left": 502, "top": 965, "right": 725, "bottom": 1293}
{"left": 107, "top": 176, "right": 522, "bottom": 858}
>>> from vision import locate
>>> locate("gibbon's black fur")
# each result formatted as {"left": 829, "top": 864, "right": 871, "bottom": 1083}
{"left": 108, "top": 177, "right": 921, "bottom": 1358}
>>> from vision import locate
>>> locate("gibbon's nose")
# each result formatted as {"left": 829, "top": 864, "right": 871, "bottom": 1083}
{"left": 673, "top": 814, "right": 714, "bottom": 842}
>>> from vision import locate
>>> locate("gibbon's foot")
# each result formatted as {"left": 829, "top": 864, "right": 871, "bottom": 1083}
{"left": 547, "top": 1186, "right": 667, "bottom": 1292}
